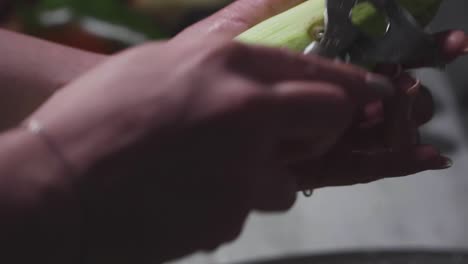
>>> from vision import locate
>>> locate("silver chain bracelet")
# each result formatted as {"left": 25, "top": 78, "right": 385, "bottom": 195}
{"left": 23, "top": 119, "right": 76, "bottom": 176}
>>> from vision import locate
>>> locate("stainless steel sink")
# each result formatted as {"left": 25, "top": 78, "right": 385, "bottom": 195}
{"left": 237, "top": 250, "right": 468, "bottom": 264}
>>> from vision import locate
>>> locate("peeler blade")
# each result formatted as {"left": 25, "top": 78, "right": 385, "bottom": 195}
{"left": 305, "top": 0, "right": 443, "bottom": 67}
{"left": 348, "top": 0, "right": 442, "bottom": 66}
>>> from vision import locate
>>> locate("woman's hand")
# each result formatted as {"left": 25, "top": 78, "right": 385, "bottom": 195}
{"left": 27, "top": 33, "right": 393, "bottom": 262}
{"left": 175, "top": 0, "right": 468, "bottom": 190}
{"left": 295, "top": 30, "right": 468, "bottom": 189}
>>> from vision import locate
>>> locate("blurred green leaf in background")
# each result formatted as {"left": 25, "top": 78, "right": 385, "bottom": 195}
{"left": 15, "top": 0, "right": 166, "bottom": 53}
{"left": 5, "top": 0, "right": 230, "bottom": 53}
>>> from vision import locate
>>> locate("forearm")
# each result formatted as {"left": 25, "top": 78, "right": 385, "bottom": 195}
{"left": 0, "top": 29, "right": 106, "bottom": 93}
{"left": 0, "top": 128, "right": 82, "bottom": 263}
{"left": 0, "top": 29, "right": 106, "bottom": 130}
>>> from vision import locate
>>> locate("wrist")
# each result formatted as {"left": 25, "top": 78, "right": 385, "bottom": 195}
{"left": 0, "top": 128, "right": 83, "bottom": 263}
{"left": 25, "top": 103, "right": 134, "bottom": 176}
{"left": 1, "top": 127, "right": 70, "bottom": 180}
{"left": 16, "top": 117, "right": 151, "bottom": 264}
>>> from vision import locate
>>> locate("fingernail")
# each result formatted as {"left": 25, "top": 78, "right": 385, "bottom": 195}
{"left": 441, "top": 156, "right": 453, "bottom": 169}
{"left": 406, "top": 79, "right": 421, "bottom": 120}
{"left": 366, "top": 74, "right": 395, "bottom": 96}
{"left": 406, "top": 79, "right": 421, "bottom": 96}
{"left": 434, "top": 156, "right": 453, "bottom": 170}
{"left": 463, "top": 37, "right": 468, "bottom": 54}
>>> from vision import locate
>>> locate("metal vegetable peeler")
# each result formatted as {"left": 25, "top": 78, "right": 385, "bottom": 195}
{"left": 304, "top": 0, "right": 442, "bottom": 66}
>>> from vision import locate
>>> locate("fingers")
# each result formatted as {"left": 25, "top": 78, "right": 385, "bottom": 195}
{"left": 433, "top": 30, "right": 468, "bottom": 61}
{"left": 412, "top": 84, "right": 435, "bottom": 125}
{"left": 376, "top": 30, "right": 468, "bottom": 70}
{"left": 356, "top": 74, "right": 434, "bottom": 129}
{"left": 294, "top": 145, "right": 452, "bottom": 190}
{"left": 226, "top": 44, "right": 395, "bottom": 104}
{"left": 401, "top": 30, "right": 468, "bottom": 68}
{"left": 174, "top": 0, "right": 305, "bottom": 41}
{"left": 252, "top": 166, "right": 298, "bottom": 212}
{"left": 383, "top": 74, "right": 421, "bottom": 150}
{"left": 353, "top": 74, "right": 432, "bottom": 151}
{"left": 374, "top": 65, "right": 435, "bottom": 127}
{"left": 273, "top": 81, "right": 355, "bottom": 159}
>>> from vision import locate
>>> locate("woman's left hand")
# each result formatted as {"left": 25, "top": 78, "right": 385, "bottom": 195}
{"left": 176, "top": 0, "right": 468, "bottom": 190}
{"left": 294, "top": 30, "right": 468, "bottom": 189}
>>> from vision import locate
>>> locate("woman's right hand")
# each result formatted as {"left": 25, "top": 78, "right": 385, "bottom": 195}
{"left": 25, "top": 34, "right": 394, "bottom": 263}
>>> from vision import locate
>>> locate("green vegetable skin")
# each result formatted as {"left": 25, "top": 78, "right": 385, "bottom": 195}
{"left": 236, "top": 0, "right": 443, "bottom": 53}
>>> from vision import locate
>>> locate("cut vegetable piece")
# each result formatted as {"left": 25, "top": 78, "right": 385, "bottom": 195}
{"left": 236, "top": 0, "right": 443, "bottom": 54}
